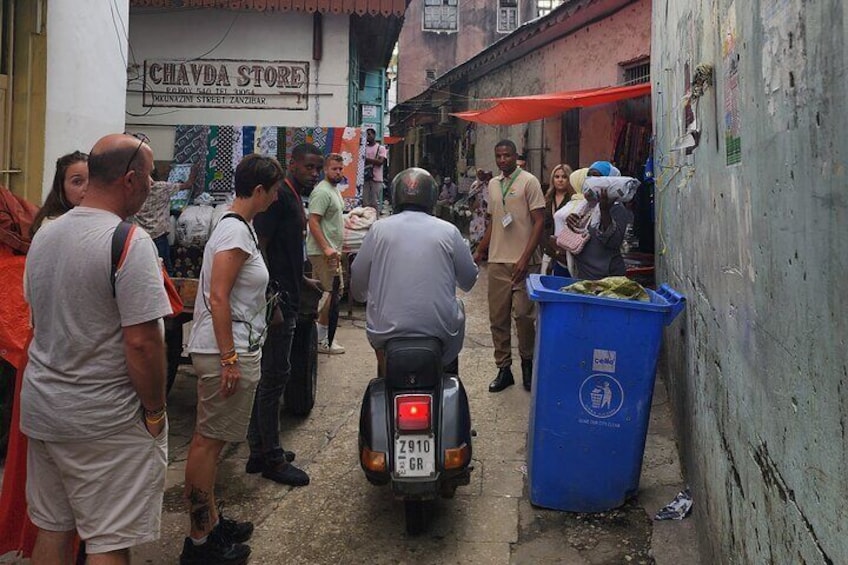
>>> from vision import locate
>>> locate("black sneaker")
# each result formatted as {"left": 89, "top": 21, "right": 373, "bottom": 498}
{"left": 262, "top": 461, "right": 310, "bottom": 486}
{"left": 214, "top": 506, "right": 254, "bottom": 544}
{"left": 245, "top": 450, "right": 296, "bottom": 474}
{"left": 179, "top": 530, "right": 250, "bottom": 565}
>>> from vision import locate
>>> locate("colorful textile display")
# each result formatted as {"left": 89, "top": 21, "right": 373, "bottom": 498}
{"left": 171, "top": 125, "right": 365, "bottom": 209}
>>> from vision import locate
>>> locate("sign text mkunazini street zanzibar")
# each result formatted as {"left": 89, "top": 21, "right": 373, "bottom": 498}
{"left": 143, "top": 59, "right": 310, "bottom": 110}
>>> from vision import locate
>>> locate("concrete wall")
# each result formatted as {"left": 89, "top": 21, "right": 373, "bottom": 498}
{"left": 397, "top": 0, "right": 537, "bottom": 102}
{"left": 652, "top": 0, "right": 847, "bottom": 562}
{"left": 126, "top": 9, "right": 350, "bottom": 160}
{"left": 467, "top": 0, "right": 651, "bottom": 181}
{"left": 43, "top": 0, "right": 129, "bottom": 199}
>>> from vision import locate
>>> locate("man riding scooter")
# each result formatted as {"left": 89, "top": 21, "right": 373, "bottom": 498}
{"left": 351, "top": 167, "right": 478, "bottom": 534}
{"left": 350, "top": 167, "right": 478, "bottom": 373}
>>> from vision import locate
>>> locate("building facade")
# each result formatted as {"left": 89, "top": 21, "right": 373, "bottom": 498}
{"left": 397, "top": 0, "right": 556, "bottom": 102}
{"left": 0, "top": 0, "right": 129, "bottom": 203}
{"left": 653, "top": 0, "right": 847, "bottom": 562}
{"left": 391, "top": 0, "right": 651, "bottom": 191}
{"left": 126, "top": 1, "right": 405, "bottom": 163}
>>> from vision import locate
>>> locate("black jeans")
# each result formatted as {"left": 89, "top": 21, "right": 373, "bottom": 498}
{"left": 247, "top": 313, "right": 297, "bottom": 462}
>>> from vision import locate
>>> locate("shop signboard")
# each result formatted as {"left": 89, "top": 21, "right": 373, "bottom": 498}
{"left": 143, "top": 58, "right": 310, "bottom": 110}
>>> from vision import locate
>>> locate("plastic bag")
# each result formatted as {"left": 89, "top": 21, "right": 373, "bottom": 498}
{"left": 176, "top": 205, "right": 215, "bottom": 247}
{"left": 582, "top": 176, "right": 640, "bottom": 203}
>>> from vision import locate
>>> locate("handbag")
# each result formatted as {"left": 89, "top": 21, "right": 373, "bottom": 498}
{"left": 111, "top": 221, "right": 184, "bottom": 317}
{"left": 556, "top": 214, "right": 590, "bottom": 255}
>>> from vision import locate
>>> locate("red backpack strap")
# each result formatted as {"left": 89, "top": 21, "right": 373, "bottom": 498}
{"left": 110, "top": 221, "right": 137, "bottom": 297}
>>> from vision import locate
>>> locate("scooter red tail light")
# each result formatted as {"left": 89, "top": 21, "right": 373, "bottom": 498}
{"left": 395, "top": 394, "right": 432, "bottom": 432}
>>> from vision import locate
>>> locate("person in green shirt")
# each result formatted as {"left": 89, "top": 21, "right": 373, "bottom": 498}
{"left": 307, "top": 153, "right": 347, "bottom": 354}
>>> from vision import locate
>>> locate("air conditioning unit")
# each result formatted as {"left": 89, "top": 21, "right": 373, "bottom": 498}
{"left": 439, "top": 106, "right": 451, "bottom": 125}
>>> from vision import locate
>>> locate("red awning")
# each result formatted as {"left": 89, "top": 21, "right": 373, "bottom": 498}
{"left": 452, "top": 83, "right": 651, "bottom": 125}
{"left": 129, "top": 0, "right": 408, "bottom": 17}
{"left": 383, "top": 136, "right": 404, "bottom": 145}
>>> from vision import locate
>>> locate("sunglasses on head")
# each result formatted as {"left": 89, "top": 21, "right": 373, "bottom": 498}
{"left": 123, "top": 132, "right": 151, "bottom": 177}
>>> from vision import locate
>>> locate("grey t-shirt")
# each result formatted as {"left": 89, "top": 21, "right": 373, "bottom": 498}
{"left": 350, "top": 211, "right": 478, "bottom": 356}
{"left": 21, "top": 207, "right": 172, "bottom": 442}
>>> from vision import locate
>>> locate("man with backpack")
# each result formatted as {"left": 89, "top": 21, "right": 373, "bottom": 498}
{"left": 21, "top": 134, "right": 171, "bottom": 564}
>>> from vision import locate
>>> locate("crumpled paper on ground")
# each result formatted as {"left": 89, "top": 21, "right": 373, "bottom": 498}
{"left": 654, "top": 488, "right": 693, "bottom": 520}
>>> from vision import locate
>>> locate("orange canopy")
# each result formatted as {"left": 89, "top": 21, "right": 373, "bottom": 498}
{"left": 452, "top": 83, "right": 651, "bottom": 126}
{"left": 383, "top": 136, "right": 404, "bottom": 145}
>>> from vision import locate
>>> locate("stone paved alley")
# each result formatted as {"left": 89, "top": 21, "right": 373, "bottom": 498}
{"left": 127, "top": 265, "right": 701, "bottom": 565}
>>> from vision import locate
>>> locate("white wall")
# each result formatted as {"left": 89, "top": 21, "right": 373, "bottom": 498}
{"left": 126, "top": 9, "right": 350, "bottom": 160}
{"left": 42, "top": 0, "right": 130, "bottom": 199}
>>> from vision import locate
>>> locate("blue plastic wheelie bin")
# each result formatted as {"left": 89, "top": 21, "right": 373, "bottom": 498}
{"left": 525, "top": 275, "right": 685, "bottom": 512}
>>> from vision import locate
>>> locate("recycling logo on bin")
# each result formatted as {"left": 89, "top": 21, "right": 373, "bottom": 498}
{"left": 580, "top": 374, "right": 624, "bottom": 419}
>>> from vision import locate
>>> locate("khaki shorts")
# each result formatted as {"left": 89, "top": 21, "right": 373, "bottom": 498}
{"left": 192, "top": 350, "right": 261, "bottom": 442}
{"left": 309, "top": 255, "right": 345, "bottom": 294}
{"left": 26, "top": 418, "right": 168, "bottom": 554}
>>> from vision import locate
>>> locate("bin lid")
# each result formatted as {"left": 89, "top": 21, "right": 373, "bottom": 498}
{"left": 526, "top": 275, "right": 685, "bottom": 325}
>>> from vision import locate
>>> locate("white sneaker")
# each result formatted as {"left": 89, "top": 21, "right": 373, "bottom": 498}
{"left": 318, "top": 339, "right": 345, "bottom": 355}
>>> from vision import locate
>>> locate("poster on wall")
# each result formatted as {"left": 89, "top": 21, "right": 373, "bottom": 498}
{"left": 143, "top": 59, "right": 310, "bottom": 110}
{"left": 170, "top": 125, "right": 366, "bottom": 209}
{"left": 722, "top": 5, "right": 742, "bottom": 166}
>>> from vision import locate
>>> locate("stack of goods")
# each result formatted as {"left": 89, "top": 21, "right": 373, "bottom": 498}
{"left": 170, "top": 245, "right": 204, "bottom": 279}
{"left": 342, "top": 207, "right": 378, "bottom": 253}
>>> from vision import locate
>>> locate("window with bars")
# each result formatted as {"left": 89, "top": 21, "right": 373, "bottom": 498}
{"left": 497, "top": 0, "right": 520, "bottom": 34}
{"left": 423, "top": 0, "right": 458, "bottom": 32}
{"left": 622, "top": 60, "right": 651, "bottom": 85}
{"left": 426, "top": 69, "right": 436, "bottom": 83}
{"left": 536, "top": 0, "right": 564, "bottom": 17}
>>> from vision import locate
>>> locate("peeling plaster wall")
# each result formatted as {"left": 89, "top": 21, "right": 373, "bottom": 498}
{"left": 652, "top": 0, "right": 847, "bottom": 562}
{"left": 467, "top": 0, "right": 651, "bottom": 179}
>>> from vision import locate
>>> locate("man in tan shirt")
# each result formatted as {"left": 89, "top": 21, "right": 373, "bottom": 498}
{"left": 474, "top": 139, "right": 545, "bottom": 392}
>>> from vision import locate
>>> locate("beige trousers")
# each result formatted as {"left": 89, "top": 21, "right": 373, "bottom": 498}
{"left": 487, "top": 262, "right": 540, "bottom": 368}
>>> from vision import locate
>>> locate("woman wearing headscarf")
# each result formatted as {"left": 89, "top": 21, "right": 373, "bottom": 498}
{"left": 541, "top": 164, "right": 574, "bottom": 276}
{"left": 587, "top": 160, "right": 621, "bottom": 177}
{"left": 554, "top": 164, "right": 633, "bottom": 280}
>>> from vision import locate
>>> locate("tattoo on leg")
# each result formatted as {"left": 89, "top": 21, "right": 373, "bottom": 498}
{"left": 188, "top": 486, "right": 212, "bottom": 533}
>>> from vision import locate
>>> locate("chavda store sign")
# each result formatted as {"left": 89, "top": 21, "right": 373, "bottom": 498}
{"left": 143, "top": 59, "right": 310, "bottom": 110}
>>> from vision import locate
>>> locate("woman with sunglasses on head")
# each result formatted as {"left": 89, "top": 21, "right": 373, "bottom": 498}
{"left": 30, "top": 151, "right": 89, "bottom": 235}
{"left": 181, "top": 154, "right": 281, "bottom": 565}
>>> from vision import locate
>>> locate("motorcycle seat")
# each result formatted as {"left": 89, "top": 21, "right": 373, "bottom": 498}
{"left": 384, "top": 337, "right": 443, "bottom": 389}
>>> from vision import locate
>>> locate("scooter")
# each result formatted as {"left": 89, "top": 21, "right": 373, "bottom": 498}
{"left": 358, "top": 337, "right": 474, "bottom": 535}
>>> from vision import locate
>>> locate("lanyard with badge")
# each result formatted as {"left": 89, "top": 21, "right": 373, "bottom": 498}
{"left": 499, "top": 167, "right": 521, "bottom": 228}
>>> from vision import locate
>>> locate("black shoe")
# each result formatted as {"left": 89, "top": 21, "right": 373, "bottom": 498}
{"left": 214, "top": 505, "right": 254, "bottom": 544}
{"left": 245, "top": 450, "right": 295, "bottom": 474}
{"left": 488, "top": 366, "right": 515, "bottom": 393}
{"left": 521, "top": 359, "right": 533, "bottom": 391}
{"left": 179, "top": 531, "right": 251, "bottom": 565}
{"left": 262, "top": 461, "right": 310, "bottom": 486}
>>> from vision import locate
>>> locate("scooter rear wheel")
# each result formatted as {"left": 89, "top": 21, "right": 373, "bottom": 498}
{"left": 404, "top": 500, "right": 428, "bottom": 535}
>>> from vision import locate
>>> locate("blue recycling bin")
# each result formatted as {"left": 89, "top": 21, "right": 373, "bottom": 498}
{"left": 526, "top": 275, "right": 685, "bottom": 512}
